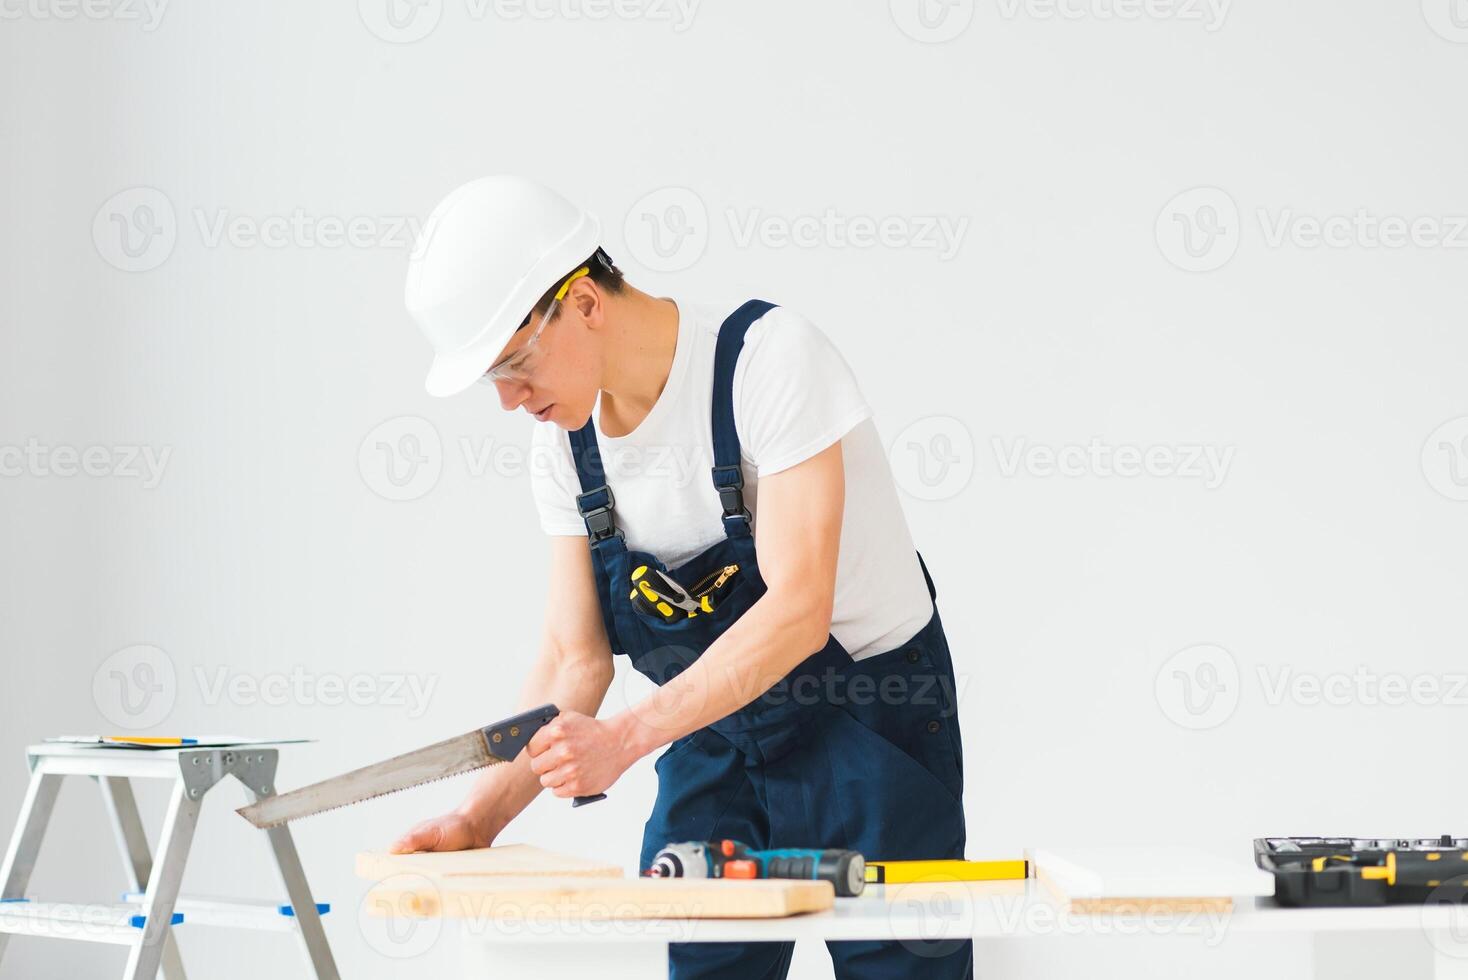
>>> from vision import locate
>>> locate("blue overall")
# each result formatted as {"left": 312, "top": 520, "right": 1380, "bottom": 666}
{"left": 568, "top": 300, "right": 973, "bottom": 980}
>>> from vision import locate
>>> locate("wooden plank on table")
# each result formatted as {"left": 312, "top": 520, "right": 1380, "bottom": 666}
{"left": 1030, "top": 845, "right": 1261, "bottom": 915}
{"left": 1069, "top": 896, "right": 1234, "bottom": 914}
{"left": 365, "top": 875, "right": 835, "bottom": 920}
{"left": 357, "top": 844, "right": 624, "bottom": 881}
{"left": 1037, "top": 869, "right": 1233, "bottom": 914}
{"left": 1027, "top": 845, "right": 1274, "bottom": 899}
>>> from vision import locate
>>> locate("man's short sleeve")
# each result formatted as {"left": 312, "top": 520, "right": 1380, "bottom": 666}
{"left": 733, "top": 307, "right": 873, "bottom": 477}
{"left": 529, "top": 421, "right": 589, "bottom": 535}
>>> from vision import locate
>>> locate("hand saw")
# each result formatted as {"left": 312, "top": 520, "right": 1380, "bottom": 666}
{"left": 236, "top": 703, "right": 605, "bottom": 828}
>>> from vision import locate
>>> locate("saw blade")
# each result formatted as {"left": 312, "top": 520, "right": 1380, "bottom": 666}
{"left": 236, "top": 730, "right": 499, "bottom": 829}
{"left": 235, "top": 703, "right": 578, "bottom": 828}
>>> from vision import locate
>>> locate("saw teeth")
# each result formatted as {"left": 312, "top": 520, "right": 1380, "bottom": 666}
{"left": 237, "top": 760, "right": 501, "bottom": 828}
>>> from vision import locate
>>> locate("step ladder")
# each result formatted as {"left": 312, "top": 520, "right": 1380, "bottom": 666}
{"left": 0, "top": 741, "right": 339, "bottom": 979}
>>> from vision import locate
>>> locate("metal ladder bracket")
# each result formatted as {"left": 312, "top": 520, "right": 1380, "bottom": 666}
{"left": 178, "top": 748, "right": 277, "bottom": 801}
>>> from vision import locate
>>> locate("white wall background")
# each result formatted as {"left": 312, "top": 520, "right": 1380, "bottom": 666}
{"left": 3, "top": 1, "right": 1467, "bottom": 977}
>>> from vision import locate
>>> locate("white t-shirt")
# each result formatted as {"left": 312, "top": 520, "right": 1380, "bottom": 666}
{"left": 529, "top": 299, "right": 933, "bottom": 660}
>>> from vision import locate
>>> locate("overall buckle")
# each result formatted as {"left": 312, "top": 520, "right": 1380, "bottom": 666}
{"left": 575, "top": 485, "right": 621, "bottom": 542}
{"left": 711, "top": 465, "right": 751, "bottom": 522}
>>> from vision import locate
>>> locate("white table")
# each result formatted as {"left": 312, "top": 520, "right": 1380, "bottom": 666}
{"left": 444, "top": 879, "right": 1468, "bottom": 979}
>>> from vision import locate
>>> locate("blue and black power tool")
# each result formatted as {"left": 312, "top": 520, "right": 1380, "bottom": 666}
{"left": 646, "top": 839, "right": 866, "bottom": 897}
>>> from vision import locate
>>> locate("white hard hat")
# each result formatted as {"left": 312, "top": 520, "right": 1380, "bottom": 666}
{"left": 405, "top": 175, "right": 602, "bottom": 397}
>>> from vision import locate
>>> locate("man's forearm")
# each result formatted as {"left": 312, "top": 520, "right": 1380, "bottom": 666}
{"left": 455, "top": 649, "right": 613, "bottom": 837}
{"left": 606, "top": 589, "right": 830, "bottom": 762}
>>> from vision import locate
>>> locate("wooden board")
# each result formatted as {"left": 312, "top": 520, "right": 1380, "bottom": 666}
{"left": 1037, "top": 868, "right": 1233, "bottom": 915}
{"left": 1027, "top": 845, "right": 1275, "bottom": 899}
{"left": 365, "top": 875, "right": 835, "bottom": 920}
{"left": 1069, "top": 896, "right": 1234, "bottom": 915}
{"left": 357, "top": 844, "right": 624, "bottom": 881}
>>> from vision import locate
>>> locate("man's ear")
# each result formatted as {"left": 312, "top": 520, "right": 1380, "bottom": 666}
{"left": 567, "top": 279, "right": 602, "bottom": 327}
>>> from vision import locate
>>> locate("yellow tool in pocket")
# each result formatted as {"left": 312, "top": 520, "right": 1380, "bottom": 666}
{"left": 629, "top": 564, "right": 739, "bottom": 623}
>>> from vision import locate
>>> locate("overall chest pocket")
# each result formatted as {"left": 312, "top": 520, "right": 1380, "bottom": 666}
{"left": 615, "top": 544, "right": 764, "bottom": 645}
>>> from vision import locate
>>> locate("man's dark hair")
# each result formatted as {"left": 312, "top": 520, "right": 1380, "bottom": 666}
{"left": 527, "top": 247, "right": 625, "bottom": 320}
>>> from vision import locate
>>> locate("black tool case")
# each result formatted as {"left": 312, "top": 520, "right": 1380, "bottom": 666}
{"left": 1255, "top": 837, "right": 1468, "bottom": 907}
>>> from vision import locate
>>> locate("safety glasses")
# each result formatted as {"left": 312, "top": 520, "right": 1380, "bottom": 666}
{"left": 477, "top": 265, "right": 591, "bottom": 386}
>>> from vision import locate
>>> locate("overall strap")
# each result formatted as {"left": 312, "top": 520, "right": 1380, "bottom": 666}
{"left": 710, "top": 299, "right": 777, "bottom": 537}
{"left": 568, "top": 419, "right": 621, "bottom": 547}
{"left": 916, "top": 550, "right": 938, "bottom": 602}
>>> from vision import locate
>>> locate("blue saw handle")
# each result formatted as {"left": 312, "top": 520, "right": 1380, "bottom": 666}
{"left": 480, "top": 703, "right": 607, "bottom": 808}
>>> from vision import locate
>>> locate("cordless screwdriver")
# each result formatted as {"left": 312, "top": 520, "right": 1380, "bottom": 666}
{"left": 646, "top": 839, "right": 866, "bottom": 897}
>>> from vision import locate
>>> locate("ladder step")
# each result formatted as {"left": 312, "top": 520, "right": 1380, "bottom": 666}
{"left": 120, "top": 892, "right": 331, "bottom": 931}
{"left": 279, "top": 901, "right": 332, "bottom": 917}
{"left": 0, "top": 900, "right": 181, "bottom": 945}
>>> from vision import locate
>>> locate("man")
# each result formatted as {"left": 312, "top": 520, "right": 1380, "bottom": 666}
{"left": 391, "top": 175, "right": 970, "bottom": 979}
